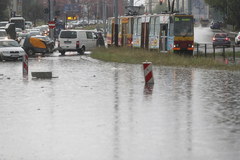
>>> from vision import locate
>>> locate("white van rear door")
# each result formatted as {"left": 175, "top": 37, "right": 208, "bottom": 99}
{"left": 59, "top": 30, "right": 78, "bottom": 49}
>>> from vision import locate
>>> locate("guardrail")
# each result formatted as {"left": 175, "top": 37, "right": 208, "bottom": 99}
{"left": 195, "top": 43, "right": 240, "bottom": 64}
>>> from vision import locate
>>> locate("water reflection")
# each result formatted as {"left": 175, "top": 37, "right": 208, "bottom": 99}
{"left": 200, "top": 71, "right": 240, "bottom": 128}
{"left": 113, "top": 64, "right": 120, "bottom": 160}
{"left": 172, "top": 68, "right": 194, "bottom": 152}
{"left": 144, "top": 84, "right": 154, "bottom": 95}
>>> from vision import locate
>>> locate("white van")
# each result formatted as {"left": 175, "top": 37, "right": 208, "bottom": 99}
{"left": 58, "top": 30, "right": 97, "bottom": 55}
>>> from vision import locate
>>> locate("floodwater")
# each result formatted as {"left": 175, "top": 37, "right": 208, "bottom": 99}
{"left": 194, "top": 26, "right": 215, "bottom": 44}
{"left": 0, "top": 53, "right": 240, "bottom": 160}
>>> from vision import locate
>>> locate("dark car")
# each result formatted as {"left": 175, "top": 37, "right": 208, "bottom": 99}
{"left": 210, "top": 22, "right": 221, "bottom": 29}
{"left": 21, "top": 35, "right": 48, "bottom": 56}
{"left": 212, "top": 33, "right": 231, "bottom": 47}
{"left": 32, "top": 35, "right": 55, "bottom": 53}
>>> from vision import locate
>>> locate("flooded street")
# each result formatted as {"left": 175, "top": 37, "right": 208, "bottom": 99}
{"left": 0, "top": 53, "right": 240, "bottom": 160}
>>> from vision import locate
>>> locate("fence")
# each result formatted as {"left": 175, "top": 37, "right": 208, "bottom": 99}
{"left": 195, "top": 43, "right": 239, "bottom": 64}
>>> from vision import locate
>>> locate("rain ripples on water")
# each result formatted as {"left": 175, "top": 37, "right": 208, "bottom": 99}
{"left": 0, "top": 55, "right": 240, "bottom": 160}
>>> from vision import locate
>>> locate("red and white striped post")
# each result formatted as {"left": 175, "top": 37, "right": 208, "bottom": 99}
{"left": 22, "top": 53, "right": 28, "bottom": 78}
{"left": 143, "top": 62, "right": 154, "bottom": 84}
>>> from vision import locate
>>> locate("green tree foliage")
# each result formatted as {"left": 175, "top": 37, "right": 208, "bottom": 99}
{"left": 0, "top": 0, "right": 10, "bottom": 20}
{"left": 205, "top": 0, "right": 240, "bottom": 29}
{"left": 22, "top": 0, "right": 44, "bottom": 24}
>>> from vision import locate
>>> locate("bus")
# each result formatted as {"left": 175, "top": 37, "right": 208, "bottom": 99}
{"left": 107, "top": 13, "right": 194, "bottom": 54}
{"left": 9, "top": 17, "right": 25, "bottom": 30}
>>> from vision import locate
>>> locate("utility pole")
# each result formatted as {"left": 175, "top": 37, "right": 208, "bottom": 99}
{"left": 97, "top": 1, "right": 99, "bottom": 24}
{"left": 48, "top": 0, "right": 51, "bottom": 21}
{"left": 103, "top": 0, "right": 107, "bottom": 36}
{"left": 48, "top": 0, "right": 54, "bottom": 39}
{"left": 176, "top": 0, "right": 180, "bottom": 12}
{"left": 130, "top": 0, "right": 134, "bottom": 6}
{"left": 114, "top": 0, "right": 118, "bottom": 46}
{"left": 182, "top": 0, "right": 184, "bottom": 13}
{"left": 188, "top": 0, "right": 192, "bottom": 14}
{"left": 149, "top": 0, "right": 152, "bottom": 14}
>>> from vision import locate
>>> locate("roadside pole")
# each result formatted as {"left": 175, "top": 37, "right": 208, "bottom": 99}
{"left": 22, "top": 53, "right": 28, "bottom": 79}
{"left": 143, "top": 62, "right": 154, "bottom": 84}
{"left": 49, "top": 0, "right": 54, "bottom": 40}
{"left": 103, "top": 1, "right": 107, "bottom": 37}
{"left": 114, "top": 0, "right": 118, "bottom": 46}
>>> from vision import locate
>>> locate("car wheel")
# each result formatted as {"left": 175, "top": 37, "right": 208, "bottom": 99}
{"left": 78, "top": 46, "right": 85, "bottom": 55}
{"left": 27, "top": 49, "right": 35, "bottom": 56}
{"left": 0, "top": 54, "right": 3, "bottom": 61}
{"left": 60, "top": 50, "right": 65, "bottom": 56}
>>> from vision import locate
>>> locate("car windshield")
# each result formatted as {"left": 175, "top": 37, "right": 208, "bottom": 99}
{"left": 0, "top": 41, "right": 20, "bottom": 48}
{"left": 60, "top": 31, "right": 77, "bottom": 38}
{"left": 215, "top": 34, "right": 227, "bottom": 38}
{"left": 0, "top": 22, "right": 7, "bottom": 27}
{"left": 33, "top": 36, "right": 51, "bottom": 41}
{"left": 0, "top": 31, "right": 7, "bottom": 37}
{"left": 29, "top": 31, "right": 41, "bottom": 36}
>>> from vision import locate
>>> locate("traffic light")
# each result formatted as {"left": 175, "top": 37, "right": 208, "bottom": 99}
{"left": 160, "top": 0, "right": 163, "bottom": 5}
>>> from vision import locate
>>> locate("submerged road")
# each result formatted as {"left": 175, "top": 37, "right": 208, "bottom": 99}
{"left": 0, "top": 52, "right": 240, "bottom": 160}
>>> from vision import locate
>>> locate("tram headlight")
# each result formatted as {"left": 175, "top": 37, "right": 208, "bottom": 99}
{"left": 188, "top": 44, "right": 194, "bottom": 48}
{"left": 174, "top": 44, "right": 179, "bottom": 48}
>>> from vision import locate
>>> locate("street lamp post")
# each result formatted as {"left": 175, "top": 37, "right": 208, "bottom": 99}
{"left": 48, "top": 0, "right": 54, "bottom": 39}
{"left": 114, "top": 0, "right": 118, "bottom": 46}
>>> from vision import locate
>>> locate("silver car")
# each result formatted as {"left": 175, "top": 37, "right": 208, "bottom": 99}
{"left": 0, "top": 39, "right": 26, "bottom": 61}
{"left": 0, "top": 29, "right": 8, "bottom": 39}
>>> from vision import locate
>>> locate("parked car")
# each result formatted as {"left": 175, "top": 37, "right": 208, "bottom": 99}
{"left": 17, "top": 32, "right": 29, "bottom": 42}
{"left": 29, "top": 31, "right": 41, "bottom": 36}
{"left": 32, "top": 35, "right": 55, "bottom": 53}
{"left": 0, "top": 29, "right": 8, "bottom": 39}
{"left": 58, "top": 30, "right": 97, "bottom": 55}
{"left": 15, "top": 28, "right": 23, "bottom": 37}
{"left": 0, "top": 39, "right": 25, "bottom": 61}
{"left": 235, "top": 32, "right": 240, "bottom": 45}
{"left": 212, "top": 33, "right": 231, "bottom": 47}
{"left": 0, "top": 21, "right": 8, "bottom": 28}
{"left": 20, "top": 35, "right": 48, "bottom": 56}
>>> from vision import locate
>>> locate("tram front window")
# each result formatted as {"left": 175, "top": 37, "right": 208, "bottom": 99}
{"left": 174, "top": 17, "right": 193, "bottom": 37}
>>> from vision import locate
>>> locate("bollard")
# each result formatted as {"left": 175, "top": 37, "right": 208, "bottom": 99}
{"left": 225, "top": 59, "right": 229, "bottom": 65}
{"left": 233, "top": 45, "right": 236, "bottom": 63}
{"left": 22, "top": 53, "right": 28, "bottom": 78}
{"left": 196, "top": 43, "right": 199, "bottom": 57}
{"left": 204, "top": 44, "right": 207, "bottom": 57}
{"left": 223, "top": 46, "right": 226, "bottom": 62}
{"left": 143, "top": 62, "right": 154, "bottom": 84}
{"left": 213, "top": 45, "right": 215, "bottom": 59}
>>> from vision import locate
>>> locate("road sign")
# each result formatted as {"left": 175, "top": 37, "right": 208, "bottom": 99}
{"left": 48, "top": 21, "right": 56, "bottom": 29}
